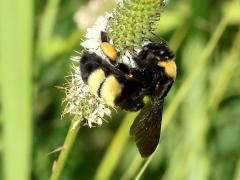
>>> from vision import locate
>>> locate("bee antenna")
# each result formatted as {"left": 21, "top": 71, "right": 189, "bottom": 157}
{"left": 150, "top": 32, "right": 168, "bottom": 45}
{"left": 150, "top": 32, "right": 160, "bottom": 39}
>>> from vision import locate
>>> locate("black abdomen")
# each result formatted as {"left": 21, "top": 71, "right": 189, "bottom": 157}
{"left": 80, "top": 52, "right": 101, "bottom": 82}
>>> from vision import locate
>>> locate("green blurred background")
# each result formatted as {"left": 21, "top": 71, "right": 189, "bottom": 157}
{"left": 0, "top": 0, "right": 240, "bottom": 180}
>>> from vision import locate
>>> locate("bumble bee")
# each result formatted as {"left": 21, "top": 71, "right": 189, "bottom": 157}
{"left": 79, "top": 31, "right": 176, "bottom": 157}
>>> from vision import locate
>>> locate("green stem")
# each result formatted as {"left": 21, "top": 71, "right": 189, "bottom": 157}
{"left": 163, "top": 29, "right": 240, "bottom": 180}
{"left": 37, "top": 0, "right": 60, "bottom": 53}
{"left": 163, "top": 16, "right": 228, "bottom": 128}
{"left": 120, "top": 155, "right": 142, "bottom": 180}
{"left": 94, "top": 112, "right": 137, "bottom": 180}
{"left": 168, "top": 24, "right": 189, "bottom": 51}
{"left": 50, "top": 116, "right": 80, "bottom": 180}
{"left": 134, "top": 152, "right": 155, "bottom": 180}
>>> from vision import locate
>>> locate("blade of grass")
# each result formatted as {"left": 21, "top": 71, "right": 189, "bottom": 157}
{"left": 0, "top": 0, "right": 33, "bottom": 180}
{"left": 233, "top": 159, "right": 240, "bottom": 180}
{"left": 43, "top": 30, "right": 84, "bottom": 60}
{"left": 163, "top": 28, "right": 240, "bottom": 180}
{"left": 168, "top": 24, "right": 189, "bottom": 51}
{"left": 37, "top": 0, "right": 60, "bottom": 56}
{"left": 120, "top": 155, "right": 142, "bottom": 180}
{"left": 94, "top": 112, "right": 137, "bottom": 180}
{"left": 206, "top": 29, "right": 240, "bottom": 113}
{"left": 164, "top": 32, "right": 208, "bottom": 180}
{"left": 50, "top": 116, "right": 80, "bottom": 180}
{"left": 134, "top": 151, "right": 155, "bottom": 180}
{"left": 163, "top": 16, "right": 228, "bottom": 129}
{"left": 134, "top": 15, "right": 229, "bottom": 179}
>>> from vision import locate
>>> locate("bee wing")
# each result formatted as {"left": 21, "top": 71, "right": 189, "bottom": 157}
{"left": 130, "top": 99, "right": 164, "bottom": 157}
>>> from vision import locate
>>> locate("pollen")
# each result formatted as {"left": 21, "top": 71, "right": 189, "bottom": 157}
{"left": 100, "top": 42, "right": 118, "bottom": 61}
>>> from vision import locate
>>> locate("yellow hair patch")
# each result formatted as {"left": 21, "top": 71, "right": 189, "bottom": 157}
{"left": 101, "top": 75, "right": 122, "bottom": 107}
{"left": 100, "top": 42, "right": 117, "bottom": 61}
{"left": 158, "top": 60, "right": 177, "bottom": 80}
{"left": 87, "top": 69, "right": 105, "bottom": 95}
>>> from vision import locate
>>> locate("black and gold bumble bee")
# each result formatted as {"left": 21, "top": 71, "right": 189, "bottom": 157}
{"left": 79, "top": 31, "right": 176, "bottom": 157}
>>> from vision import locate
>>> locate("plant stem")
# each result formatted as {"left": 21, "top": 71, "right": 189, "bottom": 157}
{"left": 37, "top": 0, "right": 60, "bottom": 54}
{"left": 134, "top": 152, "right": 155, "bottom": 180}
{"left": 50, "top": 116, "right": 80, "bottom": 180}
{"left": 163, "top": 28, "right": 240, "bottom": 180}
{"left": 120, "top": 155, "right": 142, "bottom": 180}
{"left": 163, "top": 16, "right": 228, "bottom": 129}
{"left": 94, "top": 112, "right": 137, "bottom": 180}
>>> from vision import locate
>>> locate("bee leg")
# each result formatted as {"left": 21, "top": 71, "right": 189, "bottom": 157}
{"left": 129, "top": 68, "right": 153, "bottom": 89}
{"left": 100, "top": 31, "right": 109, "bottom": 42}
{"left": 115, "top": 63, "right": 130, "bottom": 74}
{"left": 115, "top": 96, "right": 144, "bottom": 111}
{"left": 80, "top": 52, "right": 100, "bottom": 83}
{"left": 123, "top": 101, "right": 144, "bottom": 111}
{"left": 155, "top": 79, "right": 174, "bottom": 100}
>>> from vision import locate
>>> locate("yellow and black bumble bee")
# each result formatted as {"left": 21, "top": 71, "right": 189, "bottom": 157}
{"left": 79, "top": 31, "right": 176, "bottom": 157}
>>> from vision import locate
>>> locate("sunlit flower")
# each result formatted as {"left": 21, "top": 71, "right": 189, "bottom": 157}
{"left": 62, "top": 66, "right": 111, "bottom": 128}
{"left": 63, "top": 0, "right": 164, "bottom": 128}
{"left": 80, "top": 14, "right": 112, "bottom": 58}
{"left": 80, "top": 11, "right": 137, "bottom": 67}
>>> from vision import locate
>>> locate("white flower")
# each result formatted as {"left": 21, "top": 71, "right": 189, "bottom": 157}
{"left": 80, "top": 13, "right": 112, "bottom": 59}
{"left": 120, "top": 50, "right": 137, "bottom": 68}
{"left": 80, "top": 12, "right": 138, "bottom": 68}
{"left": 62, "top": 66, "right": 112, "bottom": 128}
{"left": 64, "top": 0, "right": 146, "bottom": 128}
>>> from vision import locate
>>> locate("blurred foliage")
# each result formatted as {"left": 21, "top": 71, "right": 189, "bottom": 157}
{"left": 0, "top": 0, "right": 240, "bottom": 180}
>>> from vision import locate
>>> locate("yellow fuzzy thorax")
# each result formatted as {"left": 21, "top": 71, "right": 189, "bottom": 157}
{"left": 158, "top": 60, "right": 177, "bottom": 80}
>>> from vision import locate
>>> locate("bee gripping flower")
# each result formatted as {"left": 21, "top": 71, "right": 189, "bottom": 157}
{"left": 63, "top": 0, "right": 165, "bottom": 128}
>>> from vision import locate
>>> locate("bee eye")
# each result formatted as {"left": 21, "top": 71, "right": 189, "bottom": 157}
{"left": 160, "top": 50, "right": 165, "bottom": 55}
{"left": 143, "top": 47, "right": 148, "bottom": 51}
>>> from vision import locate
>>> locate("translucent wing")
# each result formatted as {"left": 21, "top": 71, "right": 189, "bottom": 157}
{"left": 130, "top": 99, "right": 164, "bottom": 157}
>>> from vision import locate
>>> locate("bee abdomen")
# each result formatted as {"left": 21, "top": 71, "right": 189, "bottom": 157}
{"left": 80, "top": 52, "right": 100, "bottom": 82}
{"left": 100, "top": 75, "right": 122, "bottom": 107}
{"left": 87, "top": 68, "right": 105, "bottom": 96}
{"left": 80, "top": 52, "right": 122, "bottom": 107}
{"left": 87, "top": 72, "right": 122, "bottom": 107}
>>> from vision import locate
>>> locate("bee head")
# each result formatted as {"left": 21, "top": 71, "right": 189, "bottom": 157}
{"left": 139, "top": 41, "right": 176, "bottom": 80}
{"left": 144, "top": 42, "right": 175, "bottom": 62}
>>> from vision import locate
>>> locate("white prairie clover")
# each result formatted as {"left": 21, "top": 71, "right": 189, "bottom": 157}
{"left": 62, "top": 65, "right": 111, "bottom": 128}
{"left": 63, "top": 0, "right": 164, "bottom": 128}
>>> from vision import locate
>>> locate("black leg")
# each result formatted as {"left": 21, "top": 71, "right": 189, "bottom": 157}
{"left": 100, "top": 31, "right": 109, "bottom": 42}
{"left": 155, "top": 78, "right": 174, "bottom": 100}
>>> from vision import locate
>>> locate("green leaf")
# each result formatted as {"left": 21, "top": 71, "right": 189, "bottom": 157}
{"left": 222, "top": 2, "right": 240, "bottom": 25}
{"left": 0, "top": 0, "right": 33, "bottom": 180}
